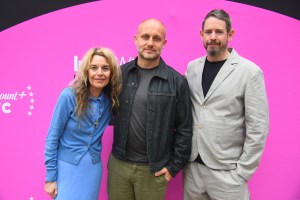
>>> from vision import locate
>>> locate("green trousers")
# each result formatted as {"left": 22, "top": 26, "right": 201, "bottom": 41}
{"left": 107, "top": 154, "right": 168, "bottom": 200}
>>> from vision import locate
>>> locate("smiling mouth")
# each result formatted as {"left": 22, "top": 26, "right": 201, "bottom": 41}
{"left": 145, "top": 49, "right": 155, "bottom": 52}
{"left": 208, "top": 43, "right": 219, "bottom": 46}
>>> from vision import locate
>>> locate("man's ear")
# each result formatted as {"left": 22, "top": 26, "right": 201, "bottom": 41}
{"left": 228, "top": 29, "right": 234, "bottom": 42}
{"left": 200, "top": 30, "right": 204, "bottom": 41}
{"left": 134, "top": 35, "right": 137, "bottom": 46}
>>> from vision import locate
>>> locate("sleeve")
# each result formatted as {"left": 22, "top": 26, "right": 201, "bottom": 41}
{"left": 166, "top": 77, "right": 193, "bottom": 177}
{"left": 44, "top": 88, "right": 75, "bottom": 182}
{"left": 237, "top": 70, "right": 269, "bottom": 181}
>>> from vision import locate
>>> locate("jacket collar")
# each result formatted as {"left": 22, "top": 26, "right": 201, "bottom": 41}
{"left": 128, "top": 57, "right": 169, "bottom": 80}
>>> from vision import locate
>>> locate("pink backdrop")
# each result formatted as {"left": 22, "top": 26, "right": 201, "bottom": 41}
{"left": 1, "top": 0, "right": 300, "bottom": 199}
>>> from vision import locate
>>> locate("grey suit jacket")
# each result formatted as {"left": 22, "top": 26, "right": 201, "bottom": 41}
{"left": 186, "top": 48, "right": 269, "bottom": 181}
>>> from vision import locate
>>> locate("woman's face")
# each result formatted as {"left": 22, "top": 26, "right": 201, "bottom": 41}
{"left": 88, "top": 55, "right": 111, "bottom": 97}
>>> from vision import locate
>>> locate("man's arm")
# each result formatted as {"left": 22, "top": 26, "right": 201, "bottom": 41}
{"left": 237, "top": 70, "right": 269, "bottom": 181}
{"left": 166, "top": 77, "right": 193, "bottom": 177}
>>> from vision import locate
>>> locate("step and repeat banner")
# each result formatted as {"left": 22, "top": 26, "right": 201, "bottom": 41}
{"left": 1, "top": 0, "right": 299, "bottom": 199}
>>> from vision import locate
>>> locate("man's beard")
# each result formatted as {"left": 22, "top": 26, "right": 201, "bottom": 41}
{"left": 205, "top": 41, "right": 227, "bottom": 57}
{"left": 207, "top": 48, "right": 219, "bottom": 57}
{"left": 138, "top": 48, "right": 160, "bottom": 60}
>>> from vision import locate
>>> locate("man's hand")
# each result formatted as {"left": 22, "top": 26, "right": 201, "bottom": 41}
{"left": 44, "top": 181, "right": 58, "bottom": 199}
{"left": 155, "top": 167, "right": 173, "bottom": 182}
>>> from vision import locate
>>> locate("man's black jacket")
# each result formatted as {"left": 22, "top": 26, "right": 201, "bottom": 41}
{"left": 110, "top": 57, "right": 193, "bottom": 177}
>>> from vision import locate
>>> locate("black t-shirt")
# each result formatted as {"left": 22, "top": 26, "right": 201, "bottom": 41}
{"left": 202, "top": 58, "right": 226, "bottom": 97}
{"left": 125, "top": 65, "right": 158, "bottom": 164}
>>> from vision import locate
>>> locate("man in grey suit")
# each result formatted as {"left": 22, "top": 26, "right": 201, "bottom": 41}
{"left": 183, "top": 9, "right": 269, "bottom": 200}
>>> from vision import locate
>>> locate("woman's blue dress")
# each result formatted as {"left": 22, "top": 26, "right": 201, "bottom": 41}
{"left": 55, "top": 153, "right": 102, "bottom": 200}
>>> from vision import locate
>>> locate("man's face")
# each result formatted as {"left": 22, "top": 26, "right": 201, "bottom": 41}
{"left": 201, "top": 17, "right": 233, "bottom": 58}
{"left": 134, "top": 19, "right": 167, "bottom": 62}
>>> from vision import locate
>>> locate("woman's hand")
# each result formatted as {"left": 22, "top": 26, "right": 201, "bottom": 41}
{"left": 44, "top": 181, "right": 58, "bottom": 199}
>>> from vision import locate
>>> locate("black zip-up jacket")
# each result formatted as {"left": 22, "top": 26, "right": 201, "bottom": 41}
{"left": 111, "top": 57, "right": 192, "bottom": 177}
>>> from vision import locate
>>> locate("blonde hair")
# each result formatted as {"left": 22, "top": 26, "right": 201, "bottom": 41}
{"left": 72, "top": 47, "right": 122, "bottom": 117}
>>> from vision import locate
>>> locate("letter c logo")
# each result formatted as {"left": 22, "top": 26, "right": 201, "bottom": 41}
{"left": 2, "top": 102, "right": 11, "bottom": 114}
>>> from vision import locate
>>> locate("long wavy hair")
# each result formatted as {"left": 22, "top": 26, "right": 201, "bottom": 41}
{"left": 72, "top": 47, "right": 122, "bottom": 117}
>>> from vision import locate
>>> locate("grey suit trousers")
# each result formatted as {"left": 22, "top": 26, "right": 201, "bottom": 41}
{"left": 183, "top": 162, "right": 250, "bottom": 200}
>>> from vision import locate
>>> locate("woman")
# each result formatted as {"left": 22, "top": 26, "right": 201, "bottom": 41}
{"left": 44, "top": 47, "right": 121, "bottom": 199}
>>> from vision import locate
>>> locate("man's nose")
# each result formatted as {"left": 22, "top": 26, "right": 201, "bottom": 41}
{"left": 147, "top": 38, "right": 154, "bottom": 46}
{"left": 210, "top": 32, "right": 217, "bottom": 39}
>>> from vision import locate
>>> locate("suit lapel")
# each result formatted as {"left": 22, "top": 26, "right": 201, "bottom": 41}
{"left": 195, "top": 58, "right": 206, "bottom": 103}
{"left": 204, "top": 53, "right": 238, "bottom": 102}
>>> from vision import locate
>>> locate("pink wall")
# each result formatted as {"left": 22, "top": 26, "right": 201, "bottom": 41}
{"left": 1, "top": 0, "right": 300, "bottom": 199}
